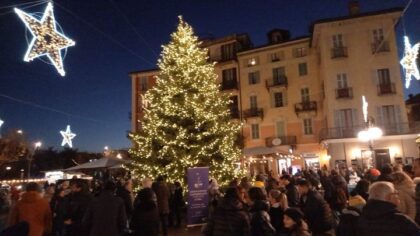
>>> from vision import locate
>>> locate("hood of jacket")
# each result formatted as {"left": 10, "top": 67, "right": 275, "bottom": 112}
{"left": 219, "top": 199, "right": 244, "bottom": 212}
{"left": 362, "top": 199, "right": 398, "bottom": 219}
{"left": 20, "top": 191, "right": 42, "bottom": 203}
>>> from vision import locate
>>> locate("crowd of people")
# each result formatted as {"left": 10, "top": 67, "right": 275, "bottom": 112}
{"left": 1, "top": 159, "right": 420, "bottom": 236}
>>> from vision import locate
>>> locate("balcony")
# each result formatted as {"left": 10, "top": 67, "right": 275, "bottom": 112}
{"left": 230, "top": 108, "right": 240, "bottom": 119}
{"left": 335, "top": 87, "right": 353, "bottom": 99}
{"left": 220, "top": 80, "right": 238, "bottom": 91}
{"left": 331, "top": 47, "right": 348, "bottom": 59}
{"left": 265, "top": 136, "right": 297, "bottom": 147}
{"left": 377, "top": 83, "right": 396, "bottom": 95}
{"left": 294, "top": 101, "right": 317, "bottom": 115}
{"left": 371, "top": 41, "right": 390, "bottom": 54}
{"left": 319, "top": 122, "right": 420, "bottom": 141}
{"left": 243, "top": 108, "right": 264, "bottom": 120}
{"left": 266, "top": 76, "right": 288, "bottom": 89}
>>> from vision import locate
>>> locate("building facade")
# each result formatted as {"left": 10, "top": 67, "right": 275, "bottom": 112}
{"left": 129, "top": 5, "right": 419, "bottom": 175}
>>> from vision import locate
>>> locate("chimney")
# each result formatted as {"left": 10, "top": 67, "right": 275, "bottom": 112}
{"left": 348, "top": 0, "right": 360, "bottom": 16}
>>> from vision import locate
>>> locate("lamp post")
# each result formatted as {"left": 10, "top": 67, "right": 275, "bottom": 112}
{"left": 28, "top": 141, "right": 42, "bottom": 178}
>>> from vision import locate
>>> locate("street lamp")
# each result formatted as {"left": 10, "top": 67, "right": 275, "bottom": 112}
{"left": 5, "top": 166, "right": 11, "bottom": 171}
{"left": 17, "top": 129, "right": 23, "bottom": 134}
{"left": 28, "top": 141, "right": 42, "bottom": 178}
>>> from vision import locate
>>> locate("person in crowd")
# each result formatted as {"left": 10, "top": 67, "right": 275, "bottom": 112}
{"left": 152, "top": 176, "right": 170, "bottom": 236}
{"left": 44, "top": 183, "right": 55, "bottom": 203}
{"left": 336, "top": 205, "right": 361, "bottom": 236}
{"left": 254, "top": 174, "right": 266, "bottom": 190}
{"left": 240, "top": 177, "right": 252, "bottom": 192}
{"left": 296, "top": 179, "right": 335, "bottom": 236}
{"left": 351, "top": 179, "right": 369, "bottom": 201}
{"left": 357, "top": 181, "right": 420, "bottom": 236}
{"left": 268, "top": 189, "right": 287, "bottom": 235}
{"left": 169, "top": 181, "right": 184, "bottom": 228}
{"left": 392, "top": 171, "right": 416, "bottom": 220}
{"left": 248, "top": 187, "right": 276, "bottom": 236}
{"left": 283, "top": 208, "right": 311, "bottom": 236}
{"left": 237, "top": 185, "right": 250, "bottom": 211}
{"left": 319, "top": 170, "right": 335, "bottom": 207}
{"left": 0, "top": 190, "right": 10, "bottom": 232}
{"left": 130, "top": 183, "right": 160, "bottom": 236}
{"left": 413, "top": 158, "right": 420, "bottom": 224}
{"left": 202, "top": 187, "right": 251, "bottom": 236}
{"left": 116, "top": 179, "right": 134, "bottom": 219}
{"left": 9, "top": 185, "right": 20, "bottom": 206}
{"left": 50, "top": 188, "right": 67, "bottom": 236}
{"left": 330, "top": 170, "right": 348, "bottom": 212}
{"left": 8, "top": 182, "right": 52, "bottom": 236}
{"left": 403, "top": 164, "right": 414, "bottom": 179}
{"left": 280, "top": 174, "right": 299, "bottom": 207}
{"left": 208, "top": 178, "right": 221, "bottom": 214}
{"left": 64, "top": 179, "right": 93, "bottom": 236}
{"left": 83, "top": 181, "right": 127, "bottom": 236}
{"left": 377, "top": 164, "right": 394, "bottom": 182}
{"left": 347, "top": 191, "right": 366, "bottom": 212}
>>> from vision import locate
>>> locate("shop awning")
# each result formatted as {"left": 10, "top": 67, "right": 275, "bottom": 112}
{"left": 243, "top": 146, "right": 290, "bottom": 156}
{"left": 64, "top": 157, "right": 129, "bottom": 171}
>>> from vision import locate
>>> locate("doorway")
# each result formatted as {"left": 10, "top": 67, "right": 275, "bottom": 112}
{"left": 375, "top": 149, "right": 391, "bottom": 170}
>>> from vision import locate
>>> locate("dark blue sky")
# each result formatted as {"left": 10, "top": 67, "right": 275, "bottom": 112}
{"left": 0, "top": 0, "right": 419, "bottom": 152}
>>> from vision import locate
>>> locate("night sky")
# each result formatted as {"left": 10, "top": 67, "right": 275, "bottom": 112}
{"left": 0, "top": 0, "right": 419, "bottom": 152}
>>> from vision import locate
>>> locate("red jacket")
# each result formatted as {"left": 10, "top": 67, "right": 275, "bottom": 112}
{"left": 8, "top": 191, "right": 52, "bottom": 236}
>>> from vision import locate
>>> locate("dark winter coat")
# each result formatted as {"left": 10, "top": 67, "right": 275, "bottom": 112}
{"left": 300, "top": 189, "right": 335, "bottom": 234}
{"left": 269, "top": 204, "right": 285, "bottom": 235}
{"left": 202, "top": 199, "right": 251, "bottom": 236}
{"left": 249, "top": 200, "right": 276, "bottom": 236}
{"left": 116, "top": 187, "right": 133, "bottom": 218}
{"left": 64, "top": 191, "right": 93, "bottom": 236}
{"left": 414, "top": 178, "right": 420, "bottom": 224}
{"left": 285, "top": 183, "right": 299, "bottom": 207}
{"left": 50, "top": 194, "right": 66, "bottom": 235}
{"left": 130, "top": 188, "right": 160, "bottom": 236}
{"left": 152, "top": 181, "right": 170, "bottom": 214}
{"left": 170, "top": 186, "right": 184, "bottom": 210}
{"left": 83, "top": 191, "right": 127, "bottom": 236}
{"left": 358, "top": 199, "right": 420, "bottom": 236}
{"left": 336, "top": 207, "right": 360, "bottom": 236}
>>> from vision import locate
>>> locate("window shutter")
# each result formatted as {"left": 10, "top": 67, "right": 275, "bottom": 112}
{"left": 283, "top": 91, "right": 288, "bottom": 106}
{"left": 352, "top": 109, "right": 358, "bottom": 127}
{"left": 334, "top": 110, "right": 342, "bottom": 137}
{"left": 376, "top": 106, "right": 383, "bottom": 126}
{"left": 395, "top": 105, "right": 402, "bottom": 132}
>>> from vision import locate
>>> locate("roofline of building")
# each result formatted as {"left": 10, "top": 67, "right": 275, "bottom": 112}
{"left": 200, "top": 33, "right": 250, "bottom": 47}
{"left": 129, "top": 68, "right": 159, "bottom": 76}
{"left": 237, "top": 36, "right": 310, "bottom": 56}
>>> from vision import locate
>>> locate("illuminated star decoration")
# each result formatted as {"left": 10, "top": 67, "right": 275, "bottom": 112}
{"left": 400, "top": 36, "right": 420, "bottom": 88}
{"left": 362, "top": 96, "right": 368, "bottom": 123}
{"left": 60, "top": 125, "right": 76, "bottom": 148}
{"left": 14, "top": 2, "right": 75, "bottom": 76}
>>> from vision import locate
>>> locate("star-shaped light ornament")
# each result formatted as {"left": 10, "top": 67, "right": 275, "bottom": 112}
{"left": 60, "top": 125, "right": 76, "bottom": 148}
{"left": 14, "top": 2, "right": 75, "bottom": 76}
{"left": 362, "top": 96, "right": 368, "bottom": 123}
{"left": 400, "top": 36, "right": 420, "bottom": 88}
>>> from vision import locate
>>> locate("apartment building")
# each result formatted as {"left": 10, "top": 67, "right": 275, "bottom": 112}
{"left": 129, "top": 4, "right": 419, "bottom": 175}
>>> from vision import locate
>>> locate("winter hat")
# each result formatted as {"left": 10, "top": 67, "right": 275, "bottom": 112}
{"left": 284, "top": 208, "right": 304, "bottom": 223}
{"left": 370, "top": 168, "right": 381, "bottom": 177}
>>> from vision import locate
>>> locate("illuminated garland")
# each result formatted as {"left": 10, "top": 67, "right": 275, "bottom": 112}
{"left": 60, "top": 125, "right": 76, "bottom": 148}
{"left": 128, "top": 16, "right": 244, "bottom": 186}
{"left": 400, "top": 36, "right": 419, "bottom": 88}
{"left": 14, "top": 2, "right": 75, "bottom": 76}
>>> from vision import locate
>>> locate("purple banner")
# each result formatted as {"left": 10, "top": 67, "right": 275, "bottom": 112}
{"left": 187, "top": 167, "right": 209, "bottom": 226}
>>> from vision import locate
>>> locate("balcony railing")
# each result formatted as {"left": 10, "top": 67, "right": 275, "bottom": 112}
{"left": 220, "top": 80, "right": 238, "bottom": 91}
{"left": 336, "top": 87, "right": 353, "bottom": 99}
{"left": 371, "top": 41, "right": 390, "bottom": 54}
{"left": 294, "top": 101, "right": 317, "bottom": 114}
{"left": 265, "top": 136, "right": 297, "bottom": 147}
{"left": 377, "top": 83, "right": 396, "bottom": 95}
{"left": 331, "top": 46, "right": 348, "bottom": 59}
{"left": 243, "top": 108, "right": 264, "bottom": 119}
{"left": 319, "top": 122, "right": 420, "bottom": 141}
{"left": 266, "top": 76, "right": 288, "bottom": 89}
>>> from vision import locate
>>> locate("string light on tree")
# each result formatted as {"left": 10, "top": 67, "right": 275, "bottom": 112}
{"left": 60, "top": 125, "right": 76, "bottom": 148}
{"left": 400, "top": 36, "right": 420, "bottom": 88}
{"left": 14, "top": 2, "right": 75, "bottom": 76}
{"left": 0, "top": 119, "right": 3, "bottom": 129}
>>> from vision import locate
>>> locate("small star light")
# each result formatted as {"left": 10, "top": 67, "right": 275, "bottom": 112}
{"left": 14, "top": 2, "right": 75, "bottom": 76}
{"left": 362, "top": 96, "right": 368, "bottom": 123}
{"left": 60, "top": 125, "right": 76, "bottom": 148}
{"left": 400, "top": 36, "right": 420, "bottom": 88}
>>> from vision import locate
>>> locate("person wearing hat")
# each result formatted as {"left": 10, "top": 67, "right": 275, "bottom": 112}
{"left": 268, "top": 189, "right": 288, "bottom": 235}
{"left": 283, "top": 208, "right": 311, "bottom": 236}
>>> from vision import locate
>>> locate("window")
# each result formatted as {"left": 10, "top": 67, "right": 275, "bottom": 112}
{"left": 335, "top": 109, "right": 357, "bottom": 128}
{"left": 377, "top": 69, "right": 390, "bottom": 85}
{"left": 301, "top": 88, "right": 310, "bottom": 103}
{"left": 251, "top": 124, "right": 260, "bottom": 139}
{"left": 248, "top": 58, "right": 257, "bottom": 66}
{"left": 337, "top": 73, "right": 348, "bottom": 88}
{"left": 274, "top": 92, "right": 284, "bottom": 107}
{"left": 140, "top": 77, "right": 148, "bottom": 91}
{"left": 248, "top": 71, "right": 260, "bottom": 85}
{"left": 222, "top": 68, "right": 236, "bottom": 83}
{"left": 276, "top": 121, "right": 285, "bottom": 137}
{"left": 303, "top": 119, "right": 313, "bottom": 135}
{"left": 273, "top": 67, "right": 286, "bottom": 83}
{"left": 373, "top": 28, "right": 384, "bottom": 42}
{"left": 270, "top": 52, "right": 280, "bottom": 62}
{"left": 294, "top": 47, "right": 307, "bottom": 57}
{"left": 382, "top": 105, "right": 396, "bottom": 124}
{"left": 250, "top": 96, "right": 258, "bottom": 109}
{"left": 221, "top": 43, "right": 236, "bottom": 61}
{"left": 332, "top": 34, "right": 344, "bottom": 47}
{"left": 298, "top": 63, "right": 308, "bottom": 76}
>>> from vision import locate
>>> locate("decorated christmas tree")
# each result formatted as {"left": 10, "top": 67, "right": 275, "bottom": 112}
{"left": 128, "top": 16, "right": 243, "bottom": 186}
